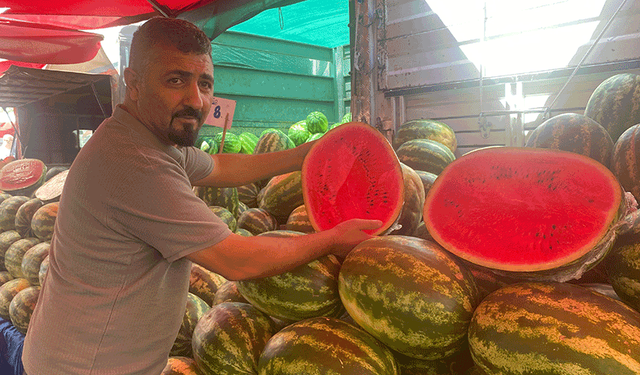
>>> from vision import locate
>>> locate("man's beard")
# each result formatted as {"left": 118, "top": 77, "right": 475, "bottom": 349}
{"left": 168, "top": 124, "right": 199, "bottom": 147}
{"left": 169, "top": 107, "right": 203, "bottom": 147}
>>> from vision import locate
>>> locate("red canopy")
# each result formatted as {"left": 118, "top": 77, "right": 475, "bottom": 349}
{"left": 0, "top": 0, "right": 302, "bottom": 67}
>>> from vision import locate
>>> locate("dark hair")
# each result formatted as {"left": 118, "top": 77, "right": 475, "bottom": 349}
{"left": 129, "top": 17, "right": 212, "bottom": 73}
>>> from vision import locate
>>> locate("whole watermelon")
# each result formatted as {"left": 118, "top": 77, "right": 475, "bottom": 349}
{"left": 306, "top": 111, "right": 328, "bottom": 134}
{"left": 192, "top": 302, "right": 277, "bottom": 375}
{"left": 339, "top": 236, "right": 479, "bottom": 360}
{"left": 257, "top": 316, "right": 399, "bottom": 375}
{"left": 214, "top": 132, "right": 242, "bottom": 153}
{"left": 287, "top": 120, "right": 310, "bottom": 146}
{"left": 584, "top": 73, "right": 640, "bottom": 142}
{"left": 469, "top": 282, "right": 640, "bottom": 375}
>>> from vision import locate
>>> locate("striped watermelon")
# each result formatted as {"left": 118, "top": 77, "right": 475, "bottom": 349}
{"left": 302, "top": 122, "right": 404, "bottom": 236}
{"left": 393, "top": 346, "right": 474, "bottom": 375}
{"left": 257, "top": 316, "right": 399, "bottom": 375}
{"left": 194, "top": 186, "right": 239, "bottom": 217}
{"left": 306, "top": 111, "right": 329, "bottom": 134}
{"left": 14, "top": 198, "right": 43, "bottom": 238}
{"left": 0, "top": 277, "right": 30, "bottom": 320}
{"left": 239, "top": 132, "right": 259, "bottom": 154}
{"left": 584, "top": 73, "right": 640, "bottom": 142}
{"left": 258, "top": 171, "right": 304, "bottom": 223}
{"left": 424, "top": 147, "right": 628, "bottom": 282}
{"left": 192, "top": 302, "right": 277, "bottom": 375}
{"left": 170, "top": 292, "right": 210, "bottom": 357}
{"left": 612, "top": 124, "right": 640, "bottom": 203}
{"left": 161, "top": 356, "right": 201, "bottom": 375}
{"left": 254, "top": 130, "right": 292, "bottom": 155}
{"left": 388, "top": 163, "right": 425, "bottom": 236}
{"left": 396, "top": 139, "right": 456, "bottom": 174}
{"left": 469, "top": 282, "right": 640, "bottom": 374}
{"left": 236, "top": 207, "right": 278, "bottom": 235}
{"left": 237, "top": 182, "right": 260, "bottom": 208}
{"left": 236, "top": 201, "right": 249, "bottom": 219}
{"left": 287, "top": 120, "right": 310, "bottom": 146}
{"left": 214, "top": 132, "right": 242, "bottom": 153}
{"left": 0, "top": 196, "right": 30, "bottom": 232}
{"left": 236, "top": 230, "right": 344, "bottom": 322}
{"left": 4, "top": 238, "right": 40, "bottom": 279}
{"left": 393, "top": 119, "right": 457, "bottom": 153}
{"left": 605, "top": 232, "right": 640, "bottom": 312}
{"left": 339, "top": 235, "right": 479, "bottom": 360}
{"left": 415, "top": 170, "right": 437, "bottom": 199}
{"left": 525, "top": 113, "right": 614, "bottom": 169}
{"left": 209, "top": 206, "right": 237, "bottom": 232}
{"left": 234, "top": 228, "right": 253, "bottom": 237}
{"left": 9, "top": 285, "right": 39, "bottom": 334}
{"left": 0, "top": 271, "right": 12, "bottom": 285}
{"left": 213, "top": 281, "right": 249, "bottom": 305}
{"left": 21, "top": 241, "right": 49, "bottom": 286}
{"left": 0, "top": 230, "right": 21, "bottom": 271}
{"left": 38, "top": 255, "right": 49, "bottom": 286}
{"left": 31, "top": 202, "right": 58, "bottom": 241}
{"left": 189, "top": 262, "right": 226, "bottom": 307}
{"left": 285, "top": 205, "right": 314, "bottom": 233}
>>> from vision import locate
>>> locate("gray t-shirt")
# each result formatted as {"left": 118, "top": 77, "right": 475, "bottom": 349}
{"left": 22, "top": 106, "right": 232, "bottom": 375}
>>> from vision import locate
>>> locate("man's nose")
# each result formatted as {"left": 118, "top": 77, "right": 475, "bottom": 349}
{"left": 183, "top": 82, "right": 204, "bottom": 109}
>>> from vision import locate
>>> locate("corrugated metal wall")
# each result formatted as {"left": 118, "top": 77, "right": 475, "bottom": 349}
{"left": 382, "top": 0, "right": 640, "bottom": 156}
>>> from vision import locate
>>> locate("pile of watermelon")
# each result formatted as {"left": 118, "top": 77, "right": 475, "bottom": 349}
{"left": 0, "top": 159, "right": 64, "bottom": 335}
{"left": 176, "top": 76, "right": 640, "bottom": 375}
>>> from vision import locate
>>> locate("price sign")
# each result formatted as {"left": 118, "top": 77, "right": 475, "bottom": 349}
{"left": 204, "top": 96, "right": 237, "bottom": 129}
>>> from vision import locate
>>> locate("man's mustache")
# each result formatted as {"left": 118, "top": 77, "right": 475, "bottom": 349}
{"left": 172, "top": 107, "right": 202, "bottom": 121}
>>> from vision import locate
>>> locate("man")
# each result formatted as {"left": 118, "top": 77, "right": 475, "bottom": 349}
{"left": 22, "top": 17, "right": 380, "bottom": 375}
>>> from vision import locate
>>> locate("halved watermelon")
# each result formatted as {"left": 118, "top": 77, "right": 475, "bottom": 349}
{"left": 302, "top": 122, "right": 404, "bottom": 235}
{"left": 424, "top": 147, "right": 628, "bottom": 281}
{"left": 0, "top": 159, "right": 47, "bottom": 196}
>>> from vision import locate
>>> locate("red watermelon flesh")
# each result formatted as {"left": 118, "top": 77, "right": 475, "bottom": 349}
{"left": 424, "top": 147, "right": 624, "bottom": 276}
{"left": 302, "top": 122, "right": 404, "bottom": 235}
{"left": 0, "top": 159, "right": 46, "bottom": 193}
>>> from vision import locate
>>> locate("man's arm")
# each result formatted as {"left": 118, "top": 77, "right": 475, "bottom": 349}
{"left": 193, "top": 140, "right": 316, "bottom": 188}
{"left": 186, "top": 218, "right": 382, "bottom": 280}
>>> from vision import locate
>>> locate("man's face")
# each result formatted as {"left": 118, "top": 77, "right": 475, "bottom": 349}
{"left": 131, "top": 44, "right": 214, "bottom": 147}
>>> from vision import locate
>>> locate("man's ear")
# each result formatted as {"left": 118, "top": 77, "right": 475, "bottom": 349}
{"left": 123, "top": 67, "right": 140, "bottom": 101}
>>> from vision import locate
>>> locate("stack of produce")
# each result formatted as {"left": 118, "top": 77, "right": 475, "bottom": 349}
{"left": 0, "top": 158, "right": 65, "bottom": 336}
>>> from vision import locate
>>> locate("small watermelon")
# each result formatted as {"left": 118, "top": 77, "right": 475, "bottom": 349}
{"left": 236, "top": 208, "right": 278, "bottom": 235}
{"left": 0, "top": 230, "right": 22, "bottom": 271}
{"left": 258, "top": 171, "right": 304, "bottom": 223}
{"left": 287, "top": 120, "right": 310, "bottom": 146}
{"left": 306, "top": 111, "right": 329, "bottom": 134}
{"left": 214, "top": 132, "right": 242, "bottom": 153}
{"left": 238, "top": 132, "right": 259, "bottom": 154}
{"left": 396, "top": 139, "right": 456, "bottom": 174}
{"left": 193, "top": 186, "right": 239, "bottom": 217}
{"left": 285, "top": 205, "right": 314, "bottom": 233}
{"left": 209, "top": 206, "right": 237, "bottom": 232}
{"left": 612, "top": 124, "right": 640, "bottom": 203}
{"left": 4, "top": 237, "right": 40, "bottom": 279}
{"left": 302, "top": 122, "right": 404, "bottom": 235}
{"left": 605, "top": 232, "right": 640, "bottom": 312}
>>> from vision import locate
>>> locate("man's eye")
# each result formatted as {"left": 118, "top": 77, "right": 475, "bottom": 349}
{"left": 168, "top": 78, "right": 182, "bottom": 84}
{"left": 200, "top": 81, "right": 213, "bottom": 90}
